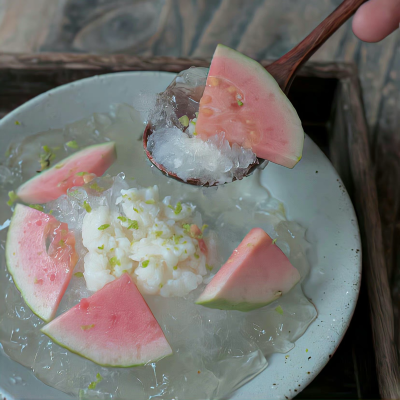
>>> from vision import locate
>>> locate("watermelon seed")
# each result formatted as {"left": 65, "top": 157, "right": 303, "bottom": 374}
{"left": 81, "top": 324, "right": 95, "bottom": 331}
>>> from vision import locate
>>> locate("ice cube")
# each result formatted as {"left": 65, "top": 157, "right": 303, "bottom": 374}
{"left": 148, "top": 67, "right": 208, "bottom": 131}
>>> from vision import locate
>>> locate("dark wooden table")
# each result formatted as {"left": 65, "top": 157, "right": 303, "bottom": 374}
{"left": 0, "top": 1, "right": 398, "bottom": 398}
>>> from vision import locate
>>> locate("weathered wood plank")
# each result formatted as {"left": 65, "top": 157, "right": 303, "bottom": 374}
{"left": 237, "top": 0, "right": 343, "bottom": 60}
{"left": 340, "top": 76, "right": 400, "bottom": 400}
{"left": 0, "top": 0, "right": 63, "bottom": 53}
{"left": 192, "top": 0, "right": 263, "bottom": 58}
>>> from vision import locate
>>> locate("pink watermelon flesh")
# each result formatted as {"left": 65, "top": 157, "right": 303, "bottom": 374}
{"left": 41, "top": 274, "right": 173, "bottom": 367}
{"left": 6, "top": 204, "right": 78, "bottom": 321}
{"left": 196, "top": 45, "right": 304, "bottom": 168}
{"left": 196, "top": 228, "right": 300, "bottom": 311}
{"left": 16, "top": 141, "right": 117, "bottom": 204}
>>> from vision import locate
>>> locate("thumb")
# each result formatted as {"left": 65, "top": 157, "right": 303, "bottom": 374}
{"left": 352, "top": 0, "right": 400, "bottom": 42}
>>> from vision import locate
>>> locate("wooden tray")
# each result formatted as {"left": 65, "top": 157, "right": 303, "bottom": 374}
{"left": 0, "top": 53, "right": 389, "bottom": 399}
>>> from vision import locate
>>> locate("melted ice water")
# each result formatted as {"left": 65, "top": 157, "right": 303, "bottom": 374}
{"left": 0, "top": 104, "right": 316, "bottom": 400}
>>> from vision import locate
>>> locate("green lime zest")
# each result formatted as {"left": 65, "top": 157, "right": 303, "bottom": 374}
{"left": 109, "top": 257, "right": 121, "bottom": 267}
{"left": 173, "top": 235, "right": 183, "bottom": 244}
{"left": 127, "top": 219, "right": 139, "bottom": 230}
{"left": 174, "top": 202, "right": 182, "bottom": 215}
{"left": 237, "top": 100, "right": 243, "bottom": 106}
{"left": 275, "top": 305, "right": 284, "bottom": 315}
{"left": 88, "top": 372, "right": 103, "bottom": 390}
{"left": 68, "top": 189, "right": 79, "bottom": 197}
{"left": 74, "top": 272, "right": 84, "bottom": 278}
{"left": 83, "top": 201, "right": 92, "bottom": 213}
{"left": 98, "top": 245, "right": 104, "bottom": 250}
{"left": 182, "top": 223, "right": 191, "bottom": 232}
{"left": 29, "top": 204, "right": 44, "bottom": 212}
{"left": 15, "top": 120, "right": 21, "bottom": 125}
{"left": 179, "top": 115, "right": 189, "bottom": 127}
{"left": 98, "top": 224, "right": 110, "bottom": 231}
{"left": 194, "top": 253, "right": 199, "bottom": 259}
{"left": 49, "top": 210, "right": 54, "bottom": 214}
{"left": 272, "top": 238, "right": 277, "bottom": 244}
{"left": 155, "top": 231, "right": 163, "bottom": 237}
{"left": 89, "top": 182, "right": 104, "bottom": 192}
{"left": 201, "top": 224, "right": 208, "bottom": 232}
{"left": 145, "top": 199, "right": 155, "bottom": 205}
{"left": 59, "top": 239, "right": 65, "bottom": 247}
{"left": 159, "top": 283, "right": 163, "bottom": 289}
{"left": 190, "top": 120, "right": 196, "bottom": 126}
{"left": 76, "top": 171, "right": 88, "bottom": 176}
{"left": 38, "top": 145, "right": 56, "bottom": 171}
{"left": 66, "top": 140, "right": 79, "bottom": 149}
{"left": 173, "top": 266, "right": 178, "bottom": 270}
{"left": 7, "top": 191, "right": 18, "bottom": 207}
{"left": 142, "top": 260, "right": 149, "bottom": 268}
{"left": 55, "top": 163, "right": 64, "bottom": 169}
{"left": 206, "top": 264, "right": 213, "bottom": 271}
{"left": 133, "top": 207, "right": 139, "bottom": 213}
{"left": 81, "top": 324, "right": 95, "bottom": 331}
{"left": 117, "top": 216, "right": 127, "bottom": 222}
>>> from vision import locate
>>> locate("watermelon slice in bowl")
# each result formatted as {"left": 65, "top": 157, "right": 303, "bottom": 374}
{"left": 5, "top": 204, "right": 78, "bottom": 322}
{"left": 196, "top": 228, "right": 300, "bottom": 311}
{"left": 16, "top": 141, "right": 117, "bottom": 204}
{"left": 196, "top": 45, "right": 304, "bottom": 169}
{"left": 41, "top": 273, "right": 173, "bottom": 367}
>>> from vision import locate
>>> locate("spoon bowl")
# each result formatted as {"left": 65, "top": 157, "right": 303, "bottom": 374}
{"left": 142, "top": 123, "right": 268, "bottom": 187}
{"left": 143, "top": 0, "right": 366, "bottom": 186}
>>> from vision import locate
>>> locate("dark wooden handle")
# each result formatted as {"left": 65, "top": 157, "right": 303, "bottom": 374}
{"left": 266, "top": 0, "right": 367, "bottom": 92}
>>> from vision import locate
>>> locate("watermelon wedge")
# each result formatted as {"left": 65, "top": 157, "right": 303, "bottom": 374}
{"left": 196, "top": 45, "right": 304, "bottom": 168}
{"left": 6, "top": 204, "right": 78, "bottom": 321}
{"left": 16, "top": 142, "right": 117, "bottom": 204}
{"left": 41, "top": 274, "right": 173, "bottom": 367}
{"left": 196, "top": 228, "right": 300, "bottom": 311}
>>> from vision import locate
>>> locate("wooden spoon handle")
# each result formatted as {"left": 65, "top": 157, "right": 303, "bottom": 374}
{"left": 266, "top": 0, "right": 367, "bottom": 93}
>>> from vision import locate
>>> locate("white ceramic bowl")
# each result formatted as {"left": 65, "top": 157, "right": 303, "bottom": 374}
{"left": 0, "top": 72, "right": 361, "bottom": 400}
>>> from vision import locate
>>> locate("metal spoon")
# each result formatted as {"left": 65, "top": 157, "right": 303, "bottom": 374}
{"left": 143, "top": 0, "right": 367, "bottom": 187}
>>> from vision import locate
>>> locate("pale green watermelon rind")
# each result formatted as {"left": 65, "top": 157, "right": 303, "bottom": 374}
{"left": 40, "top": 326, "right": 173, "bottom": 368}
{"left": 16, "top": 141, "right": 117, "bottom": 203}
{"left": 5, "top": 204, "right": 52, "bottom": 322}
{"left": 212, "top": 44, "right": 304, "bottom": 168}
{"left": 196, "top": 274, "right": 300, "bottom": 312}
{"left": 195, "top": 296, "right": 280, "bottom": 312}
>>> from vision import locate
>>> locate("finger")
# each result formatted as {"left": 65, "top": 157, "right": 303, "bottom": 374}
{"left": 352, "top": 0, "right": 400, "bottom": 42}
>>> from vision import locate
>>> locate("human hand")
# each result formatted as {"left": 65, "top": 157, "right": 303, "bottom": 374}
{"left": 352, "top": 0, "right": 400, "bottom": 42}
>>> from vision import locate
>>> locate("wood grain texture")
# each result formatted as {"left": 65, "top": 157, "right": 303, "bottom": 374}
{"left": 338, "top": 76, "right": 400, "bottom": 399}
{"left": 266, "top": 0, "right": 366, "bottom": 92}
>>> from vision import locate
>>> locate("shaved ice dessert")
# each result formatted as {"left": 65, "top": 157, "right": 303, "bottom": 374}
{"left": 0, "top": 97, "right": 315, "bottom": 399}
